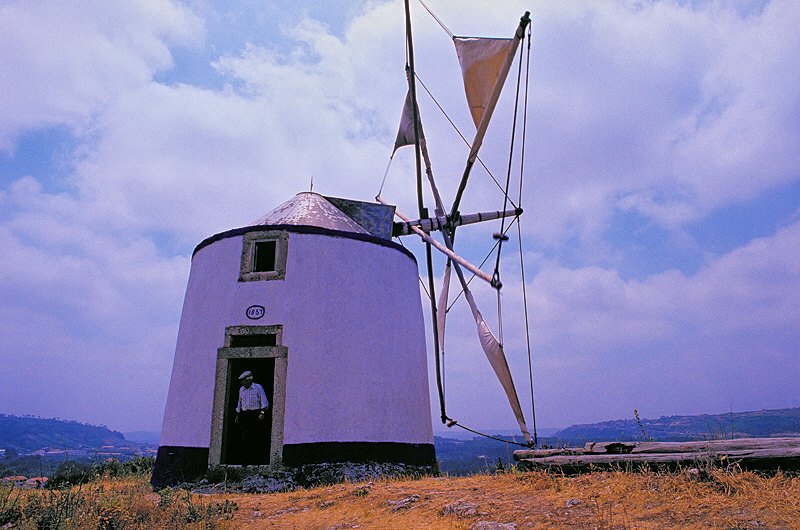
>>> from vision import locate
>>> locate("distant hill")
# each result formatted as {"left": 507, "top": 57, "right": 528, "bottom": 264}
{"left": 555, "top": 407, "right": 800, "bottom": 442}
{"left": 0, "top": 414, "right": 125, "bottom": 453}
{"left": 122, "top": 431, "right": 160, "bottom": 445}
{"left": 433, "top": 407, "right": 800, "bottom": 475}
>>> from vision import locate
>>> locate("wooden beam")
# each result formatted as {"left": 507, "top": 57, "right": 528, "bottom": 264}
{"left": 585, "top": 437, "right": 800, "bottom": 455}
{"left": 513, "top": 437, "right": 800, "bottom": 472}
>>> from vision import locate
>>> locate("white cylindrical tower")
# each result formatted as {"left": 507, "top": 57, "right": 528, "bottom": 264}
{"left": 152, "top": 193, "right": 434, "bottom": 486}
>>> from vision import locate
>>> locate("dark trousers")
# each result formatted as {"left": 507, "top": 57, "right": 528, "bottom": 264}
{"left": 238, "top": 410, "right": 265, "bottom": 464}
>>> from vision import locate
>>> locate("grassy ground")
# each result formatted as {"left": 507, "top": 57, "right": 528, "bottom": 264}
{"left": 3, "top": 465, "right": 799, "bottom": 528}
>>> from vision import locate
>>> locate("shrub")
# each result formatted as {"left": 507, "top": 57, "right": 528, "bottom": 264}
{"left": 48, "top": 461, "right": 95, "bottom": 489}
{"left": 94, "top": 458, "right": 123, "bottom": 478}
{"left": 121, "top": 455, "right": 155, "bottom": 476}
{"left": 95, "top": 455, "right": 155, "bottom": 478}
{"left": 11, "top": 476, "right": 238, "bottom": 528}
{"left": 48, "top": 455, "right": 155, "bottom": 489}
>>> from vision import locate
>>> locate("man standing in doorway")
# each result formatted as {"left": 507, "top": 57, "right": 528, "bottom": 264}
{"left": 235, "top": 370, "right": 269, "bottom": 464}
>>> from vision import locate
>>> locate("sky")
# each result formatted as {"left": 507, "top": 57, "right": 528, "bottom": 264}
{"left": 1, "top": 0, "right": 798, "bottom": 437}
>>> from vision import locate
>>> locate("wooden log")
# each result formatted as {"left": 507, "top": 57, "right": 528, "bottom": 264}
{"left": 582, "top": 437, "right": 800, "bottom": 455}
{"left": 512, "top": 448, "right": 586, "bottom": 459}
{"left": 514, "top": 445, "right": 800, "bottom": 473}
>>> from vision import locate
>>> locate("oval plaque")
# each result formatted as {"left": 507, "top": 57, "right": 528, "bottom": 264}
{"left": 245, "top": 305, "right": 265, "bottom": 320}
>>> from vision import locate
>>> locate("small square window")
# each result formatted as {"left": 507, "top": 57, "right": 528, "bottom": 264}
{"left": 253, "top": 241, "right": 277, "bottom": 272}
{"left": 239, "top": 231, "right": 288, "bottom": 282}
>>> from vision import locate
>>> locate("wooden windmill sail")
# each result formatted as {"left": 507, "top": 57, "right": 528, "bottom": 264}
{"left": 380, "top": 2, "right": 535, "bottom": 445}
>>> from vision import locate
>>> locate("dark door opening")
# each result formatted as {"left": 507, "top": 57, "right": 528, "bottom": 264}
{"left": 222, "top": 357, "right": 275, "bottom": 465}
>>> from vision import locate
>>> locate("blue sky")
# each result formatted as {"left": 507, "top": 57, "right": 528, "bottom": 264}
{"left": 1, "top": 0, "right": 798, "bottom": 435}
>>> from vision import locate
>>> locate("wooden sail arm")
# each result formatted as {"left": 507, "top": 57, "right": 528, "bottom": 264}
{"left": 450, "top": 11, "right": 531, "bottom": 221}
{"left": 386, "top": 197, "right": 532, "bottom": 442}
{"left": 392, "top": 207, "right": 522, "bottom": 237}
{"left": 376, "top": 197, "right": 499, "bottom": 288}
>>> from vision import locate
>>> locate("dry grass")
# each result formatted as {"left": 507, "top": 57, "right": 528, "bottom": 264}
{"left": 222, "top": 466, "right": 800, "bottom": 529}
{"left": 1, "top": 474, "right": 237, "bottom": 529}
{"left": 4, "top": 465, "right": 800, "bottom": 529}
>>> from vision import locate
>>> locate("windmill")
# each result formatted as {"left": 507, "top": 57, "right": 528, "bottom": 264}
{"left": 151, "top": 2, "right": 536, "bottom": 487}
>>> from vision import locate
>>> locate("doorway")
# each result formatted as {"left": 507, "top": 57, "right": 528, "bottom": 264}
{"left": 223, "top": 357, "right": 274, "bottom": 465}
{"left": 209, "top": 325, "right": 288, "bottom": 468}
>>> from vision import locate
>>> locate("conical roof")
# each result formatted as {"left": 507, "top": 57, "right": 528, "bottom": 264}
{"left": 249, "top": 192, "right": 369, "bottom": 234}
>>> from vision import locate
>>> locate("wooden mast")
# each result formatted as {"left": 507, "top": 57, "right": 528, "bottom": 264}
{"left": 404, "top": 0, "right": 447, "bottom": 424}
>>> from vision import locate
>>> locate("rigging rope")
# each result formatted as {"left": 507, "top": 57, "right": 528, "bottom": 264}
{"left": 383, "top": 73, "right": 520, "bottom": 210}
{"left": 517, "top": 222, "right": 536, "bottom": 446}
{"left": 417, "top": 0, "right": 454, "bottom": 39}
{"left": 377, "top": 156, "right": 394, "bottom": 197}
{"left": 497, "top": 287, "right": 504, "bottom": 347}
{"left": 492, "top": 36, "right": 526, "bottom": 288}
{"left": 417, "top": 273, "right": 431, "bottom": 301}
{"left": 519, "top": 28, "right": 531, "bottom": 203}
{"left": 519, "top": 25, "right": 538, "bottom": 446}
{"left": 415, "top": 75, "right": 519, "bottom": 212}
{"left": 446, "top": 418, "right": 532, "bottom": 448}
{"left": 446, "top": 216, "right": 519, "bottom": 312}
{"left": 488, "top": 24, "right": 526, "bottom": 380}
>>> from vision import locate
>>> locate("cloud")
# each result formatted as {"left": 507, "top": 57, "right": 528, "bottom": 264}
{"left": 671, "top": 0, "right": 800, "bottom": 205}
{"left": 10, "top": 1, "right": 796, "bottom": 248}
{"left": 0, "top": 177, "right": 188, "bottom": 430}
{"left": 0, "top": 0, "right": 203, "bottom": 151}
{"left": 0, "top": 0, "right": 798, "bottom": 434}
{"left": 515, "top": 0, "right": 800, "bottom": 244}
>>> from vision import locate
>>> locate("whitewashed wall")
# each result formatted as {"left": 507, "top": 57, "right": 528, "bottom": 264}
{"left": 159, "top": 229, "right": 433, "bottom": 449}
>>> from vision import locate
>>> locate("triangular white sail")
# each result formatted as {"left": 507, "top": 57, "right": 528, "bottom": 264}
{"left": 461, "top": 276, "right": 533, "bottom": 444}
{"left": 437, "top": 263, "right": 451, "bottom": 355}
{"left": 392, "top": 90, "right": 423, "bottom": 156}
{"left": 454, "top": 37, "right": 513, "bottom": 129}
{"left": 451, "top": 15, "right": 530, "bottom": 218}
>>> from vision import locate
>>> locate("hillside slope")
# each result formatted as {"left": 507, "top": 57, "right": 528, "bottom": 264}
{"left": 556, "top": 407, "right": 800, "bottom": 442}
{"left": 0, "top": 414, "right": 125, "bottom": 453}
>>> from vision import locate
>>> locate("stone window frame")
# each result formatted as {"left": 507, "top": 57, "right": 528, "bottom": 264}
{"left": 239, "top": 231, "right": 289, "bottom": 282}
{"left": 209, "top": 325, "right": 287, "bottom": 468}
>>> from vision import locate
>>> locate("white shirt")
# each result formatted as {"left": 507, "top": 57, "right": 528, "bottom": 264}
{"left": 237, "top": 382, "right": 268, "bottom": 413}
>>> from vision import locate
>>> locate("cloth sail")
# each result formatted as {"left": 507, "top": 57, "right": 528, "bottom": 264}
{"left": 437, "top": 263, "right": 452, "bottom": 355}
{"left": 461, "top": 284, "right": 533, "bottom": 444}
{"left": 392, "top": 90, "right": 424, "bottom": 156}
{"left": 454, "top": 37, "right": 513, "bottom": 129}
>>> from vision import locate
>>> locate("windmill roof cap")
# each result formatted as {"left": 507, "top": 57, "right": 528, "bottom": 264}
{"left": 249, "top": 192, "right": 369, "bottom": 234}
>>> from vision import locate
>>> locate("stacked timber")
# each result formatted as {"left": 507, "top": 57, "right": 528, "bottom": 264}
{"left": 513, "top": 437, "right": 800, "bottom": 472}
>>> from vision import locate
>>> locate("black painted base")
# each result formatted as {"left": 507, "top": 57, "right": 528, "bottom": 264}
{"left": 151, "top": 446, "right": 209, "bottom": 488}
{"left": 282, "top": 441, "right": 436, "bottom": 466}
{"left": 150, "top": 441, "right": 437, "bottom": 488}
